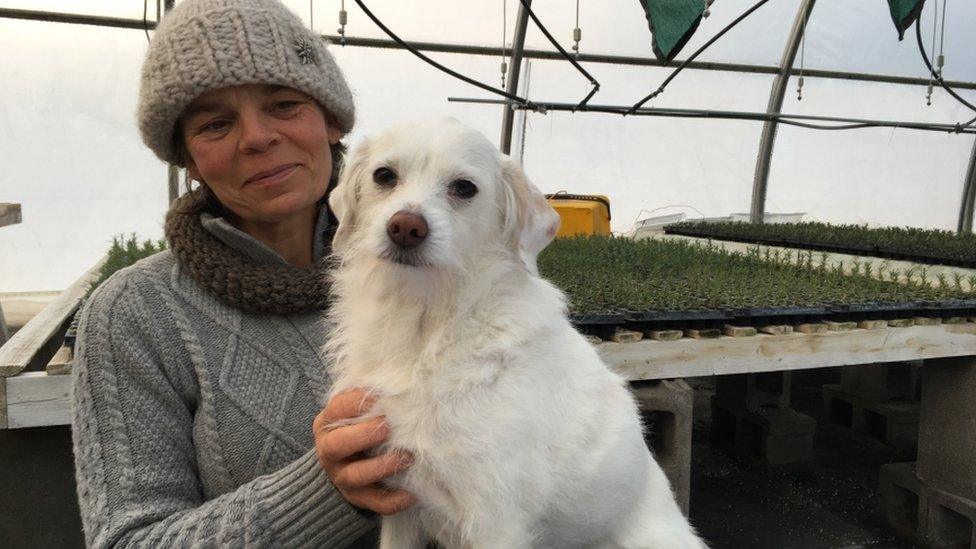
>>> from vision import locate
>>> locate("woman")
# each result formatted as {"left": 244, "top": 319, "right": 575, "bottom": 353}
{"left": 72, "top": 0, "right": 411, "bottom": 546}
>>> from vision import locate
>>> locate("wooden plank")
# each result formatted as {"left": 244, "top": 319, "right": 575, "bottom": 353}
{"left": 686, "top": 328, "right": 721, "bottom": 339}
{"left": 796, "top": 323, "right": 828, "bottom": 334}
{"left": 10, "top": 323, "right": 976, "bottom": 428}
{"left": 858, "top": 320, "right": 888, "bottom": 330}
{"left": 5, "top": 372, "right": 72, "bottom": 429}
{"left": 650, "top": 330, "right": 683, "bottom": 341}
{"left": 0, "top": 305, "right": 8, "bottom": 346}
{"left": 46, "top": 346, "right": 73, "bottom": 376}
{"left": 914, "top": 317, "right": 942, "bottom": 326}
{"left": 0, "top": 203, "right": 21, "bottom": 228}
{"left": 723, "top": 324, "right": 756, "bottom": 337}
{"left": 601, "top": 323, "right": 976, "bottom": 381}
{"left": 0, "top": 257, "right": 104, "bottom": 377}
{"left": 611, "top": 329, "right": 643, "bottom": 343}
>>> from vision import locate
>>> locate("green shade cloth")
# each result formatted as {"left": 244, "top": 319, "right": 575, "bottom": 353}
{"left": 887, "top": 0, "right": 925, "bottom": 40}
{"left": 637, "top": 0, "right": 706, "bottom": 63}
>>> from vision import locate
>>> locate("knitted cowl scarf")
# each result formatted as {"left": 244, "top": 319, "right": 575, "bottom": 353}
{"left": 164, "top": 191, "right": 332, "bottom": 315}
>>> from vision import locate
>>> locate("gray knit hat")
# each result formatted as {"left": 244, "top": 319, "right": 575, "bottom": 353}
{"left": 138, "top": 0, "right": 355, "bottom": 166}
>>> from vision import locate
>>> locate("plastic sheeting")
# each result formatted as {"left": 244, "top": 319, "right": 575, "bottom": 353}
{"left": 2, "top": 0, "right": 976, "bottom": 292}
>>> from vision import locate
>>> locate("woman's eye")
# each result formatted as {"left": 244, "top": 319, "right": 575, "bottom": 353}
{"left": 450, "top": 179, "right": 478, "bottom": 199}
{"left": 200, "top": 119, "right": 231, "bottom": 133}
{"left": 373, "top": 167, "right": 398, "bottom": 187}
{"left": 273, "top": 100, "right": 301, "bottom": 113}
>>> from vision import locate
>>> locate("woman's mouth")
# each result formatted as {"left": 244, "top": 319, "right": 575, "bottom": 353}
{"left": 246, "top": 164, "right": 299, "bottom": 186}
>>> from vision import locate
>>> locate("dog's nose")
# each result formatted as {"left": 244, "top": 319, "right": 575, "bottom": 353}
{"left": 387, "top": 211, "right": 429, "bottom": 248}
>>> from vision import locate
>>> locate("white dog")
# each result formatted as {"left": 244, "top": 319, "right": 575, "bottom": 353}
{"left": 325, "top": 118, "right": 706, "bottom": 549}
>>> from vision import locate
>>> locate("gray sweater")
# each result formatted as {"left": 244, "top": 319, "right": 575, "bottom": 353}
{"left": 71, "top": 211, "right": 376, "bottom": 547}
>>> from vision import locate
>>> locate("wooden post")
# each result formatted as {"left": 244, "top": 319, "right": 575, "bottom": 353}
{"left": 0, "top": 203, "right": 22, "bottom": 345}
{"left": 0, "top": 258, "right": 105, "bottom": 377}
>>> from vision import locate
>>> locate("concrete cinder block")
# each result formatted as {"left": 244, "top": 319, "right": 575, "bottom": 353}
{"left": 822, "top": 384, "right": 918, "bottom": 457}
{"left": 926, "top": 483, "right": 976, "bottom": 548}
{"left": 879, "top": 462, "right": 929, "bottom": 541}
{"left": 879, "top": 461, "right": 976, "bottom": 548}
{"left": 918, "top": 357, "right": 976, "bottom": 503}
{"left": 714, "top": 372, "right": 791, "bottom": 411}
{"left": 840, "top": 362, "right": 920, "bottom": 403}
{"left": 630, "top": 379, "right": 693, "bottom": 517}
{"left": 710, "top": 397, "right": 816, "bottom": 471}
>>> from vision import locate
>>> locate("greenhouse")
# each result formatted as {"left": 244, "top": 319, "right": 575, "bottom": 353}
{"left": 2, "top": 0, "right": 976, "bottom": 547}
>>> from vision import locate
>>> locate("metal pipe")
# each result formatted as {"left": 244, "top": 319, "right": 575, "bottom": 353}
{"left": 163, "top": 0, "right": 179, "bottom": 205}
{"left": 5, "top": 8, "right": 975, "bottom": 91}
{"left": 316, "top": 34, "right": 976, "bottom": 91}
{"left": 958, "top": 138, "right": 976, "bottom": 233}
{"left": 500, "top": 0, "right": 531, "bottom": 154}
{"left": 448, "top": 97, "right": 976, "bottom": 134}
{"left": 0, "top": 7, "right": 157, "bottom": 30}
{"left": 750, "top": 0, "right": 816, "bottom": 224}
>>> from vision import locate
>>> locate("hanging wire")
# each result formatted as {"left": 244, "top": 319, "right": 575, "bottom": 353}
{"left": 628, "top": 0, "right": 772, "bottom": 115}
{"left": 925, "top": 0, "right": 938, "bottom": 105}
{"left": 937, "top": 0, "right": 947, "bottom": 76}
{"left": 354, "top": 0, "right": 532, "bottom": 106}
{"left": 501, "top": 0, "right": 508, "bottom": 88}
{"left": 796, "top": 5, "right": 807, "bottom": 101}
{"left": 517, "top": 59, "right": 532, "bottom": 164}
{"left": 337, "top": 0, "right": 347, "bottom": 45}
{"left": 142, "top": 0, "right": 151, "bottom": 43}
{"left": 515, "top": 0, "right": 599, "bottom": 110}
{"left": 961, "top": 114, "right": 976, "bottom": 131}
{"left": 915, "top": 9, "right": 976, "bottom": 114}
{"left": 571, "top": 0, "right": 581, "bottom": 58}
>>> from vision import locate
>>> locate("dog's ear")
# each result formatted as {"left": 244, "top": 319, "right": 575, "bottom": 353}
{"left": 329, "top": 140, "right": 371, "bottom": 252}
{"left": 500, "top": 157, "right": 560, "bottom": 275}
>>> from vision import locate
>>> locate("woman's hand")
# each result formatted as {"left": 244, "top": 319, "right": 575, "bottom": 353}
{"left": 313, "top": 389, "right": 416, "bottom": 515}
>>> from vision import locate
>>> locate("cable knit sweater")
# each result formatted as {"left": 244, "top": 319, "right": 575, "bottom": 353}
{"left": 71, "top": 210, "right": 376, "bottom": 548}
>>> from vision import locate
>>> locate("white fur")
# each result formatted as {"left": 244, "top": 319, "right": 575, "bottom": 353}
{"left": 325, "top": 118, "right": 707, "bottom": 549}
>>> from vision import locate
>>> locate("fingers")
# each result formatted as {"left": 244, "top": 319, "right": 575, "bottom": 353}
{"left": 332, "top": 450, "right": 414, "bottom": 490}
{"left": 345, "top": 486, "right": 416, "bottom": 516}
{"left": 320, "top": 389, "right": 378, "bottom": 425}
{"left": 316, "top": 416, "right": 390, "bottom": 463}
{"left": 312, "top": 387, "right": 417, "bottom": 516}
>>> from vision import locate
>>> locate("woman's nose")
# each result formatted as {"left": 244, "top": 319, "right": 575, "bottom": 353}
{"left": 237, "top": 111, "right": 279, "bottom": 153}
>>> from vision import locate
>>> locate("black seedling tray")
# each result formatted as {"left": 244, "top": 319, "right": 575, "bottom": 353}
{"left": 664, "top": 227, "right": 976, "bottom": 269}
{"left": 571, "top": 299, "right": 975, "bottom": 333}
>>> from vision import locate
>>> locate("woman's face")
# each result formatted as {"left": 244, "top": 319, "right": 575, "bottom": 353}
{"left": 180, "top": 84, "right": 341, "bottom": 226}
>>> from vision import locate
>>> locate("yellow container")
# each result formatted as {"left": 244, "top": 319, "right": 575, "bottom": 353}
{"left": 545, "top": 193, "right": 611, "bottom": 237}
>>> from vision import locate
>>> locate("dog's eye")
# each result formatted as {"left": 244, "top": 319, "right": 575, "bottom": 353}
{"left": 373, "top": 167, "right": 397, "bottom": 187}
{"left": 450, "top": 179, "right": 478, "bottom": 199}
